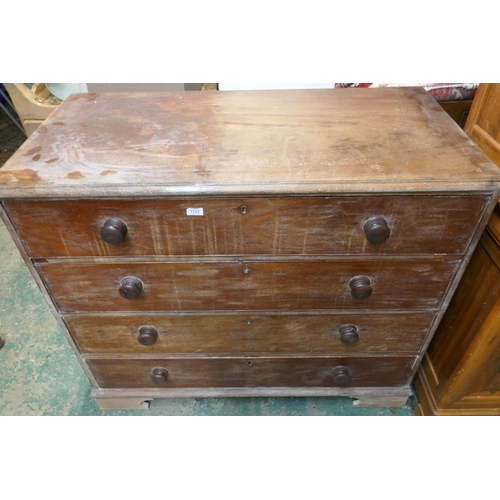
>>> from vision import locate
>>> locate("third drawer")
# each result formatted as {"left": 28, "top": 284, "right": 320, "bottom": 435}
{"left": 66, "top": 312, "right": 435, "bottom": 355}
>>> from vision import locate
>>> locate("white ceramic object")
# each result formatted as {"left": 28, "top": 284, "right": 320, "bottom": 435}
{"left": 45, "top": 83, "right": 89, "bottom": 100}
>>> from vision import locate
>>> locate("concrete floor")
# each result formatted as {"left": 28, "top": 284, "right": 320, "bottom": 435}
{"left": 0, "top": 104, "right": 417, "bottom": 416}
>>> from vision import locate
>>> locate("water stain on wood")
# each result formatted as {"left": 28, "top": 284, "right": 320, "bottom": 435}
{"left": 100, "top": 170, "right": 117, "bottom": 176}
{"left": 23, "top": 146, "right": 43, "bottom": 156}
{"left": 194, "top": 158, "right": 212, "bottom": 177}
{"left": 0, "top": 169, "right": 41, "bottom": 183}
{"left": 67, "top": 171, "right": 85, "bottom": 180}
{"left": 32, "top": 154, "right": 41, "bottom": 161}
{"left": 45, "top": 158, "right": 59, "bottom": 164}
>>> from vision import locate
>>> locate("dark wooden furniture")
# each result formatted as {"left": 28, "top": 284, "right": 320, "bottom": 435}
{"left": 439, "top": 100, "right": 473, "bottom": 129}
{"left": 1, "top": 88, "right": 499, "bottom": 410}
{"left": 414, "top": 83, "right": 500, "bottom": 415}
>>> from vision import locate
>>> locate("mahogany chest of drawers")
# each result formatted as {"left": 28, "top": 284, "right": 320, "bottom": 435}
{"left": 1, "top": 88, "right": 499, "bottom": 410}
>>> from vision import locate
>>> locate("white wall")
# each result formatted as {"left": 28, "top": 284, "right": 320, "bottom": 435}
{"left": 218, "top": 83, "right": 335, "bottom": 91}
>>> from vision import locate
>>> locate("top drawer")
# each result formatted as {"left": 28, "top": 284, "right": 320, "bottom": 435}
{"left": 4, "top": 196, "right": 487, "bottom": 258}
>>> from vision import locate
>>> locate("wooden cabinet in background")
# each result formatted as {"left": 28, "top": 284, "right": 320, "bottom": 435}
{"left": 414, "top": 84, "right": 500, "bottom": 415}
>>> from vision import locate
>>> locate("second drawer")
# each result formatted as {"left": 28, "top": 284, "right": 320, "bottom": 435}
{"left": 68, "top": 312, "right": 434, "bottom": 355}
{"left": 37, "top": 259, "right": 459, "bottom": 313}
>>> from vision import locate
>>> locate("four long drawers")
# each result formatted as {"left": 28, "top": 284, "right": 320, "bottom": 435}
{"left": 5, "top": 195, "right": 476, "bottom": 392}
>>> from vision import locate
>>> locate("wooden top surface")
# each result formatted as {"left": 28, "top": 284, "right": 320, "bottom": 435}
{"left": 1, "top": 87, "right": 499, "bottom": 198}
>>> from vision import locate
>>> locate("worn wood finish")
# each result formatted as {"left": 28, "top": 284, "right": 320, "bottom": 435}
{"left": 36, "top": 259, "right": 459, "bottom": 313}
{"left": 86, "top": 355, "right": 417, "bottom": 389}
{"left": 95, "top": 398, "right": 152, "bottom": 411}
{"left": 2, "top": 88, "right": 500, "bottom": 410}
{"left": 66, "top": 312, "right": 434, "bottom": 355}
{"left": 0, "top": 88, "right": 499, "bottom": 199}
{"left": 4, "top": 195, "right": 488, "bottom": 258}
{"left": 91, "top": 386, "right": 413, "bottom": 410}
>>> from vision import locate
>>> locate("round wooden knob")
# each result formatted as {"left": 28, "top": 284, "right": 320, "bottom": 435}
{"left": 364, "top": 216, "right": 390, "bottom": 244}
{"left": 119, "top": 276, "right": 143, "bottom": 300}
{"left": 349, "top": 276, "right": 372, "bottom": 300}
{"left": 332, "top": 366, "right": 351, "bottom": 386}
{"left": 339, "top": 324, "right": 359, "bottom": 344}
{"left": 138, "top": 326, "right": 158, "bottom": 346}
{"left": 100, "top": 218, "right": 128, "bottom": 245}
{"left": 151, "top": 367, "right": 169, "bottom": 385}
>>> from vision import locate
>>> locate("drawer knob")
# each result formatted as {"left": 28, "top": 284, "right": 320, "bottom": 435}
{"left": 151, "top": 367, "right": 169, "bottom": 385}
{"left": 349, "top": 276, "right": 372, "bottom": 300}
{"left": 339, "top": 324, "right": 359, "bottom": 344}
{"left": 332, "top": 366, "right": 351, "bottom": 386}
{"left": 119, "top": 276, "right": 143, "bottom": 300}
{"left": 138, "top": 326, "right": 158, "bottom": 346}
{"left": 100, "top": 218, "right": 128, "bottom": 245}
{"left": 364, "top": 216, "right": 390, "bottom": 244}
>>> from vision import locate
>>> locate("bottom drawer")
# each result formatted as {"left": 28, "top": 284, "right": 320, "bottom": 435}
{"left": 87, "top": 356, "right": 417, "bottom": 389}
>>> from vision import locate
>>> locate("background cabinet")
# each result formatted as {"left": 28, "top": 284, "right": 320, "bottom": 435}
{"left": 414, "top": 83, "right": 500, "bottom": 415}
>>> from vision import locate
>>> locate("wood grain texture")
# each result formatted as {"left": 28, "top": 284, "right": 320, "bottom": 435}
{"left": 86, "top": 356, "right": 417, "bottom": 389}
{"left": 5, "top": 195, "right": 488, "bottom": 258}
{"left": 427, "top": 237, "right": 500, "bottom": 384}
{"left": 487, "top": 203, "right": 500, "bottom": 244}
{"left": 90, "top": 386, "right": 413, "bottom": 409}
{"left": 36, "top": 259, "right": 459, "bottom": 313}
{"left": 65, "top": 312, "right": 435, "bottom": 355}
{"left": 439, "top": 100, "right": 473, "bottom": 129}
{"left": 465, "top": 83, "right": 500, "bottom": 168}
{"left": 414, "top": 84, "right": 500, "bottom": 415}
{"left": 2, "top": 87, "right": 498, "bottom": 409}
{"left": 414, "top": 357, "right": 500, "bottom": 415}
{"left": 1, "top": 88, "right": 499, "bottom": 198}
{"left": 419, "top": 231, "right": 500, "bottom": 410}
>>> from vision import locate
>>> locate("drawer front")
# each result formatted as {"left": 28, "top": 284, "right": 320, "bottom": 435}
{"left": 5, "top": 196, "right": 487, "bottom": 257}
{"left": 67, "top": 313, "right": 434, "bottom": 355}
{"left": 37, "top": 259, "right": 459, "bottom": 313}
{"left": 86, "top": 356, "right": 417, "bottom": 389}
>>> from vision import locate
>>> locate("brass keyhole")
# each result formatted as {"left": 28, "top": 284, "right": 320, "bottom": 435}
{"left": 240, "top": 205, "right": 247, "bottom": 214}
{"left": 243, "top": 265, "right": 250, "bottom": 274}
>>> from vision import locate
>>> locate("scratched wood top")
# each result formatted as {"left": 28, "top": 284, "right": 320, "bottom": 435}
{"left": 1, "top": 87, "right": 499, "bottom": 198}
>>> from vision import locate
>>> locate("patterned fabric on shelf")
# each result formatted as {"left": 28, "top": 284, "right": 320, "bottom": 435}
{"left": 334, "top": 83, "right": 478, "bottom": 102}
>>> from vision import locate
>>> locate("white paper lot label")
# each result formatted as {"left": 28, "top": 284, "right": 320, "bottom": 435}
{"left": 186, "top": 207, "right": 204, "bottom": 216}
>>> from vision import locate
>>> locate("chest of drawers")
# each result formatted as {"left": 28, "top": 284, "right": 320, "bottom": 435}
{"left": 1, "top": 88, "right": 499, "bottom": 410}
